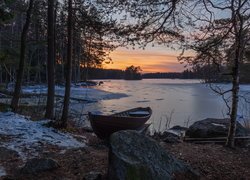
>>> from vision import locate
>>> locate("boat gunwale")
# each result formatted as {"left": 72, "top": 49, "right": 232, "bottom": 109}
{"left": 88, "top": 107, "right": 152, "bottom": 120}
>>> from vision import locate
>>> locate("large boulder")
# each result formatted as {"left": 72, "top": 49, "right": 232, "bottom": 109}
{"left": 186, "top": 118, "right": 249, "bottom": 138}
{"left": 108, "top": 130, "right": 199, "bottom": 180}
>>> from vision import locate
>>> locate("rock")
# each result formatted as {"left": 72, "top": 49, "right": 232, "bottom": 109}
{"left": 108, "top": 130, "right": 199, "bottom": 180}
{"left": 186, "top": 118, "right": 249, "bottom": 138}
{"left": 82, "top": 126, "right": 94, "bottom": 133}
{"left": 83, "top": 171, "right": 102, "bottom": 180}
{"left": 151, "top": 128, "right": 183, "bottom": 144}
{"left": 169, "top": 125, "right": 188, "bottom": 137}
{"left": 21, "top": 158, "right": 59, "bottom": 174}
{"left": 0, "top": 147, "right": 19, "bottom": 161}
{"left": 170, "top": 125, "right": 188, "bottom": 131}
{"left": 160, "top": 131, "right": 182, "bottom": 144}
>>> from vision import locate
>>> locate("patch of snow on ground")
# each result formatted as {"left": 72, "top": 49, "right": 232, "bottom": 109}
{"left": 0, "top": 166, "right": 6, "bottom": 177}
{"left": 0, "top": 112, "right": 84, "bottom": 158}
{"left": 211, "top": 123, "right": 226, "bottom": 128}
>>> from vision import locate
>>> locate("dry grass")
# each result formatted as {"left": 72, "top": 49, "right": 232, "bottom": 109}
{"left": 151, "top": 109, "right": 175, "bottom": 134}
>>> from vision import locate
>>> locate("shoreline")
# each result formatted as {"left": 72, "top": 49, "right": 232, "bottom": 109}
{"left": 0, "top": 111, "right": 249, "bottom": 179}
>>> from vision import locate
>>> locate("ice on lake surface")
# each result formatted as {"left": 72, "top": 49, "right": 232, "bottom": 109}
{"left": 8, "top": 84, "right": 127, "bottom": 102}
{"left": 72, "top": 79, "right": 250, "bottom": 132}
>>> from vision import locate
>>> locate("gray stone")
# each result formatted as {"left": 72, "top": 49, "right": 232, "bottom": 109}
{"left": 160, "top": 131, "right": 182, "bottom": 144}
{"left": 186, "top": 118, "right": 249, "bottom": 138}
{"left": 0, "top": 147, "right": 19, "bottom": 161}
{"left": 108, "top": 130, "right": 199, "bottom": 180}
{"left": 21, "top": 158, "right": 59, "bottom": 174}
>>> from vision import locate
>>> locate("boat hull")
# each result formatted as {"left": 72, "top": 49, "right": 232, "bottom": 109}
{"left": 88, "top": 107, "right": 152, "bottom": 139}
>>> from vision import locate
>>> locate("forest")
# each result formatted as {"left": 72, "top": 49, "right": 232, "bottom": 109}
{"left": 0, "top": 0, "right": 118, "bottom": 85}
{"left": 0, "top": 0, "right": 250, "bottom": 179}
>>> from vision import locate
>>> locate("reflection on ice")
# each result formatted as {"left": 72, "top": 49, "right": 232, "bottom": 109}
{"left": 72, "top": 79, "right": 250, "bottom": 131}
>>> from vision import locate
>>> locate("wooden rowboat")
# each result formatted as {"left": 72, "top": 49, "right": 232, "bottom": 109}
{"left": 88, "top": 107, "right": 152, "bottom": 139}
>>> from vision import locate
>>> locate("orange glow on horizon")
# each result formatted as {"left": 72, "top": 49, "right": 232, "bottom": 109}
{"left": 105, "top": 47, "right": 187, "bottom": 73}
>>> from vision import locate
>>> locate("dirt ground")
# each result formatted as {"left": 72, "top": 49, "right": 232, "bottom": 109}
{"left": 162, "top": 142, "right": 250, "bottom": 180}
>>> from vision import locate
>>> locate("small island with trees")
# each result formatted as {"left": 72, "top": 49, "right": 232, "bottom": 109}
{"left": 124, "top": 65, "right": 142, "bottom": 80}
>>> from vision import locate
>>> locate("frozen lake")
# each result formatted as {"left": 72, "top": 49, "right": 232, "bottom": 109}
{"left": 76, "top": 79, "right": 250, "bottom": 131}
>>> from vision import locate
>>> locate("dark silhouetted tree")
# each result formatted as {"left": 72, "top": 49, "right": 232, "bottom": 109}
{"left": 11, "top": 0, "right": 34, "bottom": 111}
{"left": 60, "top": 0, "right": 72, "bottom": 128}
{"left": 45, "top": 0, "right": 56, "bottom": 119}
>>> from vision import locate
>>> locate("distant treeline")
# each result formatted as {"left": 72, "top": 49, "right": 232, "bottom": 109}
{"left": 87, "top": 65, "right": 250, "bottom": 83}
{"left": 88, "top": 68, "right": 125, "bottom": 79}
{"left": 142, "top": 70, "right": 198, "bottom": 79}
{"left": 87, "top": 68, "right": 199, "bottom": 80}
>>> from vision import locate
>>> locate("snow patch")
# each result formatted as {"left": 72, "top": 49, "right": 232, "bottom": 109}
{"left": 211, "top": 123, "right": 226, "bottom": 128}
{"left": 0, "top": 166, "right": 6, "bottom": 177}
{"left": 0, "top": 112, "right": 84, "bottom": 158}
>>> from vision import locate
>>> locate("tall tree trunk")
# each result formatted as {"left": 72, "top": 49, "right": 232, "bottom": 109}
{"left": 0, "top": 66, "right": 2, "bottom": 84}
{"left": 27, "top": 51, "right": 33, "bottom": 82}
{"left": 9, "top": 68, "right": 12, "bottom": 82}
{"left": 10, "top": 0, "right": 34, "bottom": 111}
{"left": 60, "top": 0, "right": 72, "bottom": 128}
{"left": 73, "top": 37, "right": 76, "bottom": 83}
{"left": 226, "top": 10, "right": 244, "bottom": 148}
{"left": 45, "top": 0, "right": 55, "bottom": 119}
{"left": 77, "top": 45, "right": 81, "bottom": 82}
{"left": 226, "top": 62, "right": 240, "bottom": 148}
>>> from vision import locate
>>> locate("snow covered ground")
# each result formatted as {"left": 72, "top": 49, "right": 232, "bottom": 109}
{"left": 0, "top": 112, "right": 85, "bottom": 159}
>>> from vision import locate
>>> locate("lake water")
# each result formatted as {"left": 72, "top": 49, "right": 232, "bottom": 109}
{"left": 79, "top": 79, "right": 250, "bottom": 131}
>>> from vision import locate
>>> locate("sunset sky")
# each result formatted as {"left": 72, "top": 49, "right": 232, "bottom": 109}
{"left": 105, "top": 45, "right": 186, "bottom": 73}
